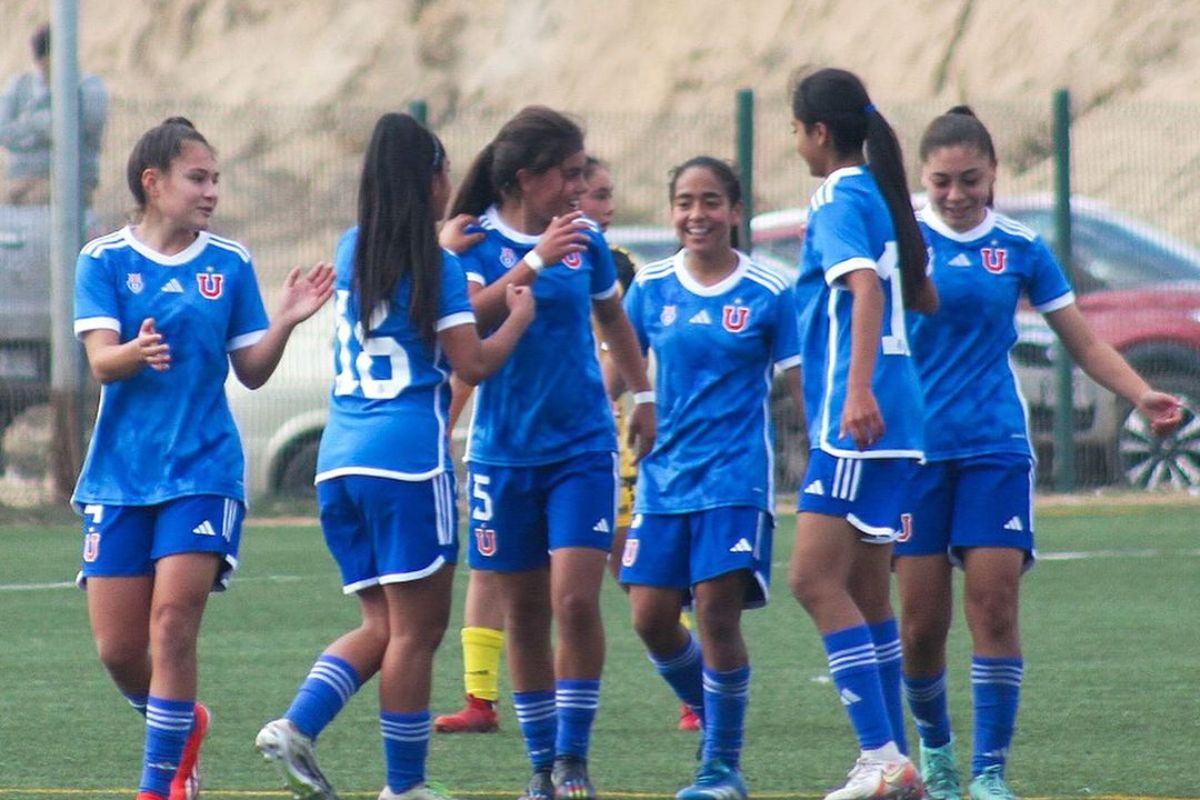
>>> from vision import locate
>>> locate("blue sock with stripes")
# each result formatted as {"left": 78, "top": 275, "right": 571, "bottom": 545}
{"left": 904, "top": 670, "right": 952, "bottom": 748}
{"left": 702, "top": 665, "right": 750, "bottom": 767}
{"left": 648, "top": 634, "right": 705, "bottom": 725}
{"left": 513, "top": 690, "right": 557, "bottom": 771}
{"left": 869, "top": 619, "right": 908, "bottom": 754}
{"left": 555, "top": 678, "right": 600, "bottom": 760}
{"left": 123, "top": 690, "right": 148, "bottom": 717}
{"left": 971, "top": 656, "right": 1023, "bottom": 777}
{"left": 140, "top": 696, "right": 194, "bottom": 797}
{"left": 823, "top": 625, "right": 893, "bottom": 752}
{"left": 285, "top": 654, "right": 362, "bottom": 740}
{"left": 381, "top": 710, "right": 431, "bottom": 793}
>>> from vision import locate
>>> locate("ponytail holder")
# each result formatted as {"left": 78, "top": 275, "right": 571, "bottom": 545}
{"left": 863, "top": 103, "right": 877, "bottom": 115}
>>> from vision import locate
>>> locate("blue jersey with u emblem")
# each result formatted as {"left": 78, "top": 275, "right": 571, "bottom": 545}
{"left": 795, "top": 166, "right": 925, "bottom": 460}
{"left": 315, "top": 227, "right": 476, "bottom": 482}
{"left": 625, "top": 251, "right": 800, "bottom": 514}
{"left": 460, "top": 206, "right": 618, "bottom": 465}
{"left": 72, "top": 227, "right": 269, "bottom": 506}
{"left": 909, "top": 206, "right": 1074, "bottom": 460}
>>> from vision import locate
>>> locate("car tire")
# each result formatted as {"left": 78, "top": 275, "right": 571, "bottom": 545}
{"left": 275, "top": 436, "right": 320, "bottom": 499}
{"left": 1113, "top": 374, "right": 1200, "bottom": 490}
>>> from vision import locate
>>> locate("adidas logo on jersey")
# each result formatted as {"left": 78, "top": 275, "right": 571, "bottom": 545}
{"left": 1003, "top": 516, "right": 1024, "bottom": 532}
{"left": 593, "top": 518, "right": 611, "bottom": 534}
{"left": 803, "top": 479, "right": 825, "bottom": 496}
{"left": 839, "top": 688, "right": 862, "bottom": 706}
{"left": 161, "top": 278, "right": 185, "bottom": 293}
{"left": 948, "top": 253, "right": 972, "bottom": 267}
{"left": 729, "top": 538, "right": 753, "bottom": 553}
{"left": 688, "top": 309, "right": 712, "bottom": 325}
{"left": 192, "top": 520, "right": 217, "bottom": 537}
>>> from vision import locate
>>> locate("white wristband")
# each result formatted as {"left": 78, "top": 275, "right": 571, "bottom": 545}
{"left": 633, "top": 390, "right": 656, "bottom": 405}
{"left": 523, "top": 250, "right": 545, "bottom": 273}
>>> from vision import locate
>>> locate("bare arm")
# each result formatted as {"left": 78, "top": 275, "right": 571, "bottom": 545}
{"left": 1045, "top": 304, "right": 1183, "bottom": 437}
{"left": 841, "top": 268, "right": 885, "bottom": 449}
{"left": 230, "top": 262, "right": 334, "bottom": 390}
{"left": 81, "top": 320, "right": 171, "bottom": 384}
{"left": 593, "top": 293, "right": 655, "bottom": 460}
{"left": 443, "top": 285, "right": 535, "bottom": 385}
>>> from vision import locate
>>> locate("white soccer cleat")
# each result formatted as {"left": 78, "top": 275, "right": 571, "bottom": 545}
{"left": 823, "top": 755, "right": 924, "bottom": 800}
{"left": 255, "top": 718, "right": 338, "bottom": 800}
{"left": 379, "top": 783, "right": 458, "bottom": 800}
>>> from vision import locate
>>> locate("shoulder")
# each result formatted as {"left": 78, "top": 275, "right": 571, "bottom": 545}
{"left": 743, "top": 258, "right": 791, "bottom": 296}
{"left": 991, "top": 212, "right": 1040, "bottom": 245}
{"left": 633, "top": 256, "right": 675, "bottom": 288}
{"left": 810, "top": 166, "right": 871, "bottom": 214}
{"left": 205, "top": 233, "right": 253, "bottom": 264}
{"left": 79, "top": 228, "right": 130, "bottom": 261}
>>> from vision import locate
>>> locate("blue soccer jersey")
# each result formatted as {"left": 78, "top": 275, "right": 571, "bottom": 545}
{"left": 72, "top": 227, "right": 269, "bottom": 506}
{"left": 315, "top": 227, "right": 476, "bottom": 481}
{"left": 794, "top": 166, "right": 925, "bottom": 459}
{"left": 625, "top": 251, "right": 800, "bottom": 514}
{"left": 461, "top": 206, "right": 618, "bottom": 466}
{"left": 909, "top": 206, "right": 1074, "bottom": 460}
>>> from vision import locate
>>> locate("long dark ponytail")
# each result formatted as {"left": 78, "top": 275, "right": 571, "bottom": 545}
{"left": 449, "top": 105, "right": 585, "bottom": 217}
{"left": 792, "top": 68, "right": 928, "bottom": 304}
{"left": 354, "top": 112, "right": 445, "bottom": 344}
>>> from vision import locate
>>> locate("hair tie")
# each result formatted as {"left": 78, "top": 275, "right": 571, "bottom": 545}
{"left": 863, "top": 103, "right": 877, "bottom": 115}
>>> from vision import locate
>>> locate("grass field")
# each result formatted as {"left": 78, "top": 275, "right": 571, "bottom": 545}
{"left": 1, "top": 499, "right": 1197, "bottom": 800}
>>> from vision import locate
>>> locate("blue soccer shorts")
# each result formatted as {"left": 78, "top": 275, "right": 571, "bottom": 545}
{"left": 466, "top": 451, "right": 617, "bottom": 572}
{"left": 317, "top": 472, "right": 458, "bottom": 594}
{"left": 619, "top": 505, "right": 773, "bottom": 610}
{"left": 797, "top": 450, "right": 920, "bottom": 543}
{"left": 894, "top": 453, "right": 1035, "bottom": 569}
{"left": 77, "top": 495, "right": 245, "bottom": 591}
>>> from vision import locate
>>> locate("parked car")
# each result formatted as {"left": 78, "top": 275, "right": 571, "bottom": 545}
{"left": 0, "top": 206, "right": 55, "bottom": 436}
{"left": 743, "top": 197, "right": 1200, "bottom": 489}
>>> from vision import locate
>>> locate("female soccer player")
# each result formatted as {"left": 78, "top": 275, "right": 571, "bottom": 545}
{"left": 451, "top": 106, "right": 654, "bottom": 800}
{"left": 73, "top": 117, "right": 334, "bottom": 800}
{"left": 787, "top": 68, "right": 937, "bottom": 800}
{"left": 896, "top": 107, "right": 1182, "bottom": 800}
{"left": 620, "top": 156, "right": 801, "bottom": 800}
{"left": 254, "top": 113, "right": 535, "bottom": 800}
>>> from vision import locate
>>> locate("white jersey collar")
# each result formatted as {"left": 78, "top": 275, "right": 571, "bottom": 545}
{"left": 919, "top": 205, "right": 997, "bottom": 243}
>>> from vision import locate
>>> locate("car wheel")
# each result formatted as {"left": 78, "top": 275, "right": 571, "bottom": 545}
{"left": 275, "top": 436, "right": 320, "bottom": 499}
{"left": 1116, "top": 376, "right": 1200, "bottom": 490}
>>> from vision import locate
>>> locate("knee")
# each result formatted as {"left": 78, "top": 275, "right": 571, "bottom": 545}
{"left": 965, "top": 586, "right": 1018, "bottom": 642}
{"left": 788, "top": 566, "right": 828, "bottom": 612}
{"left": 95, "top": 631, "right": 148, "bottom": 676}
{"left": 554, "top": 588, "right": 601, "bottom": 631}
{"left": 149, "top": 602, "right": 202, "bottom": 665}
{"left": 900, "top": 609, "right": 951, "bottom": 657}
{"left": 631, "top": 607, "right": 679, "bottom": 654}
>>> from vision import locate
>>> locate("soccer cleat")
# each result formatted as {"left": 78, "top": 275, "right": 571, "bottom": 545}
{"left": 518, "top": 769, "right": 554, "bottom": 800}
{"left": 919, "top": 738, "right": 962, "bottom": 800}
{"left": 968, "top": 766, "right": 1018, "bottom": 800}
{"left": 678, "top": 703, "right": 702, "bottom": 732}
{"left": 169, "top": 701, "right": 210, "bottom": 800}
{"left": 433, "top": 694, "right": 499, "bottom": 733}
{"left": 551, "top": 755, "right": 596, "bottom": 800}
{"left": 675, "top": 759, "right": 748, "bottom": 800}
{"left": 379, "top": 782, "right": 458, "bottom": 800}
{"left": 823, "top": 756, "right": 924, "bottom": 800}
{"left": 255, "top": 718, "right": 338, "bottom": 799}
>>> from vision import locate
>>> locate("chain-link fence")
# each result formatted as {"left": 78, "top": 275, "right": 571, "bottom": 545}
{"left": 2, "top": 93, "right": 1198, "bottom": 509}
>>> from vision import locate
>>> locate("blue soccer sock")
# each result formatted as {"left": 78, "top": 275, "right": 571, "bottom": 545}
{"left": 869, "top": 618, "right": 908, "bottom": 755}
{"left": 381, "top": 710, "right": 431, "bottom": 793}
{"left": 971, "top": 655, "right": 1023, "bottom": 777}
{"left": 823, "top": 625, "right": 894, "bottom": 752}
{"left": 285, "top": 654, "right": 362, "bottom": 740}
{"left": 513, "top": 690, "right": 557, "bottom": 771}
{"left": 123, "top": 689, "right": 148, "bottom": 717}
{"left": 648, "top": 634, "right": 705, "bottom": 725}
{"left": 555, "top": 678, "right": 600, "bottom": 760}
{"left": 904, "top": 670, "right": 952, "bottom": 748}
{"left": 140, "top": 696, "right": 194, "bottom": 797}
{"left": 701, "top": 665, "right": 750, "bottom": 768}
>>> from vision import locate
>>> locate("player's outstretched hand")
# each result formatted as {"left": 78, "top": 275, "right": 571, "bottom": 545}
{"left": 136, "top": 317, "right": 171, "bottom": 371}
{"left": 505, "top": 284, "right": 536, "bottom": 326}
{"left": 1138, "top": 389, "right": 1185, "bottom": 438}
{"left": 841, "top": 387, "right": 884, "bottom": 450}
{"left": 628, "top": 401, "right": 657, "bottom": 463}
{"left": 440, "top": 214, "right": 486, "bottom": 254}
{"left": 277, "top": 261, "right": 335, "bottom": 326}
{"left": 529, "top": 211, "right": 589, "bottom": 270}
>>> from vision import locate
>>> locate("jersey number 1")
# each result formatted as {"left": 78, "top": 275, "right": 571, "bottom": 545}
{"left": 332, "top": 290, "right": 414, "bottom": 399}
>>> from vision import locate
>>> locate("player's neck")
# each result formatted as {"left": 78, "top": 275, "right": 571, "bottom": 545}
{"left": 496, "top": 202, "right": 548, "bottom": 236}
{"left": 132, "top": 215, "right": 201, "bottom": 256}
{"left": 683, "top": 248, "right": 738, "bottom": 286}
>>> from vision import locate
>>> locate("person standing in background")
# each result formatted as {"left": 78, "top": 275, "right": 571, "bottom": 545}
{"left": 0, "top": 23, "right": 107, "bottom": 206}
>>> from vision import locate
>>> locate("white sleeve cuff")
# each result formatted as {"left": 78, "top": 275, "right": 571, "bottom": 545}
{"left": 825, "top": 257, "right": 878, "bottom": 286}
{"left": 1034, "top": 291, "right": 1075, "bottom": 314}
{"left": 74, "top": 317, "right": 120, "bottom": 339}
{"left": 591, "top": 281, "right": 619, "bottom": 300}
{"left": 226, "top": 329, "right": 267, "bottom": 352}
{"left": 436, "top": 311, "right": 477, "bottom": 332}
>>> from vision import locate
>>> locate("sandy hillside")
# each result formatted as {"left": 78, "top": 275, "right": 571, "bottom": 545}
{"left": 3, "top": 0, "right": 1200, "bottom": 246}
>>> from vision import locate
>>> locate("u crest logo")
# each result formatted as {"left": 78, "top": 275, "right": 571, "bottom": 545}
{"left": 980, "top": 247, "right": 1008, "bottom": 274}
{"left": 562, "top": 252, "right": 583, "bottom": 269}
{"left": 83, "top": 531, "right": 101, "bottom": 562}
{"left": 897, "top": 513, "right": 914, "bottom": 543}
{"left": 474, "top": 527, "right": 497, "bottom": 557}
{"left": 621, "top": 538, "right": 639, "bottom": 567}
{"left": 722, "top": 305, "right": 750, "bottom": 332}
{"left": 196, "top": 272, "right": 225, "bottom": 299}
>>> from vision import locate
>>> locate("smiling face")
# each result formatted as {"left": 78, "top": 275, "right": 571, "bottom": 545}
{"left": 921, "top": 143, "right": 996, "bottom": 232}
{"left": 671, "top": 165, "right": 742, "bottom": 260}
{"left": 580, "top": 163, "right": 616, "bottom": 231}
{"left": 518, "top": 149, "right": 589, "bottom": 226}
{"left": 144, "top": 140, "right": 219, "bottom": 233}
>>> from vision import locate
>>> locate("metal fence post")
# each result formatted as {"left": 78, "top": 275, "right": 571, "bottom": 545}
{"left": 1052, "top": 88, "right": 1076, "bottom": 492}
{"left": 735, "top": 89, "right": 754, "bottom": 252}
{"left": 409, "top": 100, "right": 428, "bottom": 126}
